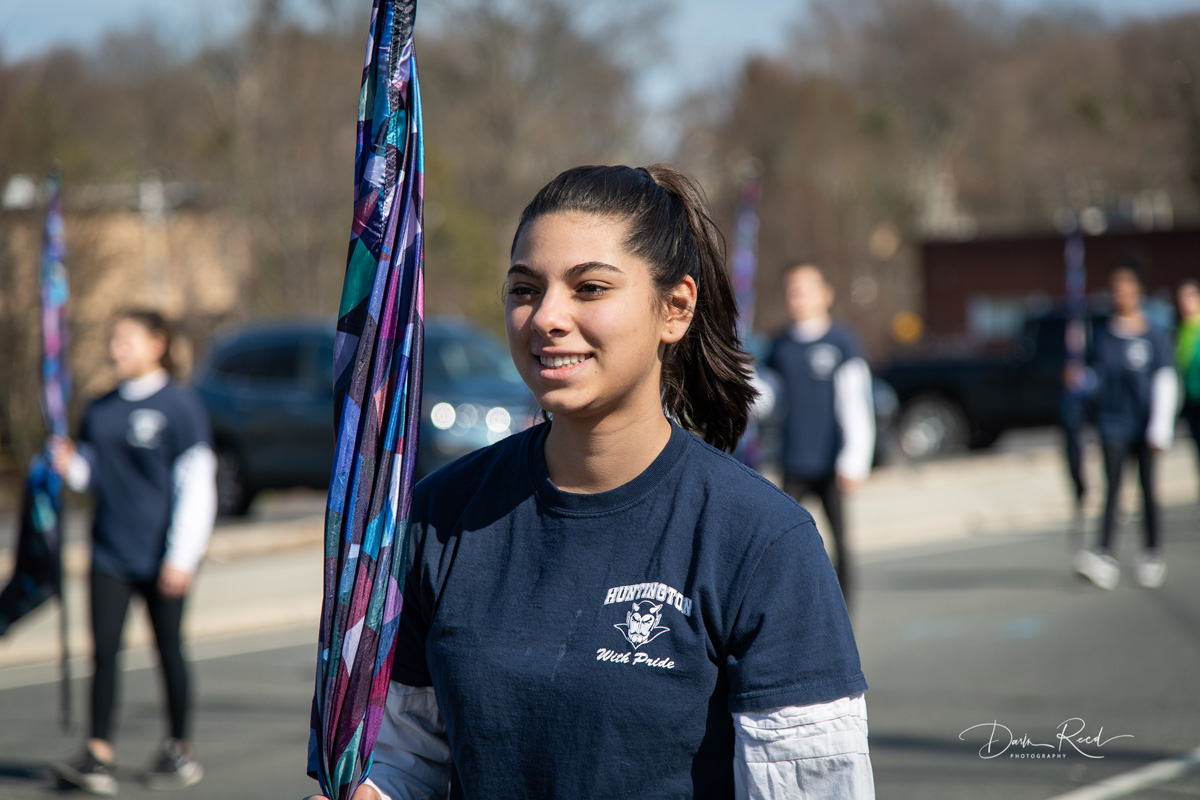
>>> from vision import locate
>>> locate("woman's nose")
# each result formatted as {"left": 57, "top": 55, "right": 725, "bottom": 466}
{"left": 530, "top": 288, "right": 570, "bottom": 338}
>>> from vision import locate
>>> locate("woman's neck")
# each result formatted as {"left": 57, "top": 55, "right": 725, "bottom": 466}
{"left": 1112, "top": 310, "right": 1147, "bottom": 335}
{"left": 543, "top": 409, "right": 673, "bottom": 495}
{"left": 117, "top": 368, "right": 169, "bottom": 401}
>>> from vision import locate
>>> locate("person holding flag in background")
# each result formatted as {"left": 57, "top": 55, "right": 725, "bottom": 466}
{"left": 0, "top": 173, "right": 73, "bottom": 728}
{"left": 50, "top": 310, "right": 216, "bottom": 795}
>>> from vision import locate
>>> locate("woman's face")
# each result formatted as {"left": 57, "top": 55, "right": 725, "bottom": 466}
{"left": 785, "top": 265, "right": 833, "bottom": 322}
{"left": 110, "top": 318, "right": 166, "bottom": 381}
{"left": 1110, "top": 269, "right": 1142, "bottom": 317}
{"left": 505, "top": 211, "right": 691, "bottom": 425}
{"left": 1178, "top": 284, "right": 1200, "bottom": 320}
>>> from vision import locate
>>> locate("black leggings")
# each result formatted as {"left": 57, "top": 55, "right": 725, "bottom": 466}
{"left": 1183, "top": 403, "right": 1200, "bottom": 474}
{"left": 1099, "top": 438, "right": 1159, "bottom": 554}
{"left": 783, "top": 475, "right": 849, "bottom": 601}
{"left": 89, "top": 570, "right": 190, "bottom": 742}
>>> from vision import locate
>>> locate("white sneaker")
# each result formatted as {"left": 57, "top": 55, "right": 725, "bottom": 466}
{"left": 1135, "top": 552, "right": 1166, "bottom": 588}
{"left": 1075, "top": 550, "right": 1119, "bottom": 590}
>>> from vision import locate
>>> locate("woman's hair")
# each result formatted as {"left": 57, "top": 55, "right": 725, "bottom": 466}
{"left": 511, "top": 164, "right": 757, "bottom": 453}
{"left": 116, "top": 307, "right": 175, "bottom": 375}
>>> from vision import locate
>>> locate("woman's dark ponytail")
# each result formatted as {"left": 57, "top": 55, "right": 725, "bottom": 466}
{"left": 513, "top": 164, "right": 757, "bottom": 452}
{"left": 642, "top": 166, "right": 756, "bottom": 453}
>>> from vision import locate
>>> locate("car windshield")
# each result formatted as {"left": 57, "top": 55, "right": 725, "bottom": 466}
{"left": 425, "top": 330, "right": 523, "bottom": 386}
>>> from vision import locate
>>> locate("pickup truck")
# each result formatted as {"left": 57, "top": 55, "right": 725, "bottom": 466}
{"left": 877, "top": 310, "right": 1091, "bottom": 460}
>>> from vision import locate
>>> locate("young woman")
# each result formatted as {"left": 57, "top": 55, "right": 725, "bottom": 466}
{"left": 1075, "top": 265, "right": 1176, "bottom": 590}
{"left": 310, "top": 165, "right": 873, "bottom": 799}
{"left": 51, "top": 310, "right": 216, "bottom": 794}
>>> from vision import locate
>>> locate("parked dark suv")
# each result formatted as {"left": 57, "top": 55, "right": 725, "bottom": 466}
{"left": 194, "top": 318, "right": 535, "bottom": 515}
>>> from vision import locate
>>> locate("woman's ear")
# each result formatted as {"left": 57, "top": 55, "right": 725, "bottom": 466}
{"left": 661, "top": 276, "right": 697, "bottom": 345}
{"left": 152, "top": 331, "right": 170, "bottom": 365}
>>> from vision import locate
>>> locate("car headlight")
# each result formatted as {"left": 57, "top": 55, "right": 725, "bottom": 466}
{"left": 430, "top": 402, "right": 456, "bottom": 430}
{"left": 485, "top": 407, "right": 511, "bottom": 433}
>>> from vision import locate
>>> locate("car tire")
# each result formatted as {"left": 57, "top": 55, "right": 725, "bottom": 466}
{"left": 897, "top": 395, "right": 968, "bottom": 461}
{"left": 969, "top": 429, "right": 1000, "bottom": 450}
{"left": 216, "top": 446, "right": 254, "bottom": 517}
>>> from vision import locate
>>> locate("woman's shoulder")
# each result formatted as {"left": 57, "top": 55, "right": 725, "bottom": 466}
{"left": 678, "top": 428, "right": 815, "bottom": 529}
{"left": 413, "top": 422, "right": 541, "bottom": 512}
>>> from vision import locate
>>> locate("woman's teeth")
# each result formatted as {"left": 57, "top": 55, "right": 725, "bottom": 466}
{"left": 539, "top": 354, "right": 588, "bottom": 368}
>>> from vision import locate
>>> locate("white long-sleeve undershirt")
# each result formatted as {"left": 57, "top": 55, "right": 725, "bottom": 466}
{"left": 833, "top": 359, "right": 876, "bottom": 483}
{"left": 361, "top": 684, "right": 874, "bottom": 800}
{"left": 1148, "top": 366, "right": 1177, "bottom": 451}
{"left": 61, "top": 370, "right": 217, "bottom": 575}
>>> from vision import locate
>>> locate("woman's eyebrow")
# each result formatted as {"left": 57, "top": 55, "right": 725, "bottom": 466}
{"left": 565, "top": 261, "right": 623, "bottom": 280}
{"left": 507, "top": 264, "right": 540, "bottom": 279}
{"left": 507, "top": 261, "right": 625, "bottom": 280}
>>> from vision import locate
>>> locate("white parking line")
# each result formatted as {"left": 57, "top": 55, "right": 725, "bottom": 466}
{"left": 1045, "top": 745, "right": 1200, "bottom": 799}
{"left": 860, "top": 529, "right": 1046, "bottom": 565}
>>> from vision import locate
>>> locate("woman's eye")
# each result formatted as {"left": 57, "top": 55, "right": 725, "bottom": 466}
{"left": 507, "top": 285, "right": 536, "bottom": 297}
{"left": 577, "top": 283, "right": 607, "bottom": 296}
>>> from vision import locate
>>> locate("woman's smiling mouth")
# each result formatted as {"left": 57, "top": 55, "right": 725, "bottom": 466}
{"left": 535, "top": 353, "right": 593, "bottom": 377}
{"left": 538, "top": 353, "right": 590, "bottom": 368}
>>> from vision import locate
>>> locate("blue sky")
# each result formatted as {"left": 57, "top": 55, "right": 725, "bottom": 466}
{"left": 2, "top": 0, "right": 1198, "bottom": 108}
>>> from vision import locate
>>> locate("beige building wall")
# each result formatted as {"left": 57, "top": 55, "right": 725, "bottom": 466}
{"left": 1, "top": 206, "right": 249, "bottom": 446}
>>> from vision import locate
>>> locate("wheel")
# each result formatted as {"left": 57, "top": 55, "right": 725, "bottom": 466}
{"left": 216, "top": 447, "right": 254, "bottom": 517}
{"left": 896, "top": 395, "right": 968, "bottom": 461}
{"left": 969, "top": 429, "right": 1000, "bottom": 450}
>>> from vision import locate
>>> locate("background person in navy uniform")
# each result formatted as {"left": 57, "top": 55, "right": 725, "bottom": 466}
{"left": 50, "top": 309, "right": 216, "bottom": 794}
{"left": 1075, "top": 264, "right": 1177, "bottom": 590}
{"left": 306, "top": 165, "right": 873, "bottom": 800}
{"left": 766, "top": 263, "right": 875, "bottom": 606}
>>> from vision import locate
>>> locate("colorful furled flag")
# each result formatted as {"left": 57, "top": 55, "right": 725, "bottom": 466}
{"left": 732, "top": 174, "right": 761, "bottom": 337}
{"left": 0, "top": 172, "right": 70, "bottom": 636}
{"left": 1061, "top": 218, "right": 1088, "bottom": 504}
{"left": 308, "top": 0, "right": 425, "bottom": 797}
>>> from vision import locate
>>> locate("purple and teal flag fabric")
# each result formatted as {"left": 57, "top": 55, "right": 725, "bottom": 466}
{"left": 0, "top": 172, "right": 70, "bottom": 638}
{"left": 1061, "top": 219, "right": 1088, "bottom": 502}
{"left": 732, "top": 175, "right": 761, "bottom": 338}
{"left": 308, "top": 1, "right": 425, "bottom": 797}
{"left": 731, "top": 174, "right": 764, "bottom": 468}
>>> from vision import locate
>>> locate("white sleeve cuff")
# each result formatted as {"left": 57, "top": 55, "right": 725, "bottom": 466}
{"left": 64, "top": 450, "right": 92, "bottom": 493}
{"left": 834, "top": 359, "right": 876, "bottom": 482}
{"left": 163, "top": 443, "right": 217, "bottom": 573}
{"left": 733, "top": 693, "right": 875, "bottom": 799}
{"left": 362, "top": 778, "right": 387, "bottom": 800}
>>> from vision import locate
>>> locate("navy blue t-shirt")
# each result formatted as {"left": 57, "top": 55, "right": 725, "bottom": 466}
{"left": 1090, "top": 323, "right": 1172, "bottom": 442}
{"left": 390, "top": 420, "right": 866, "bottom": 798}
{"left": 767, "top": 323, "right": 863, "bottom": 478}
{"left": 79, "top": 382, "right": 211, "bottom": 580}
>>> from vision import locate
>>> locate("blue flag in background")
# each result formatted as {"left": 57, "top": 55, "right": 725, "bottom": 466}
{"left": 0, "top": 172, "right": 69, "bottom": 636}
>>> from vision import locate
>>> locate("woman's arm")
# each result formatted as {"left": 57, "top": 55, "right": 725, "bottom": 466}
{"left": 366, "top": 683, "right": 452, "bottom": 800}
{"left": 158, "top": 443, "right": 217, "bottom": 596}
{"left": 308, "top": 683, "right": 451, "bottom": 800}
{"left": 733, "top": 693, "right": 874, "bottom": 800}
{"left": 1148, "top": 366, "right": 1178, "bottom": 451}
{"left": 50, "top": 436, "right": 94, "bottom": 492}
{"left": 832, "top": 358, "right": 875, "bottom": 487}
